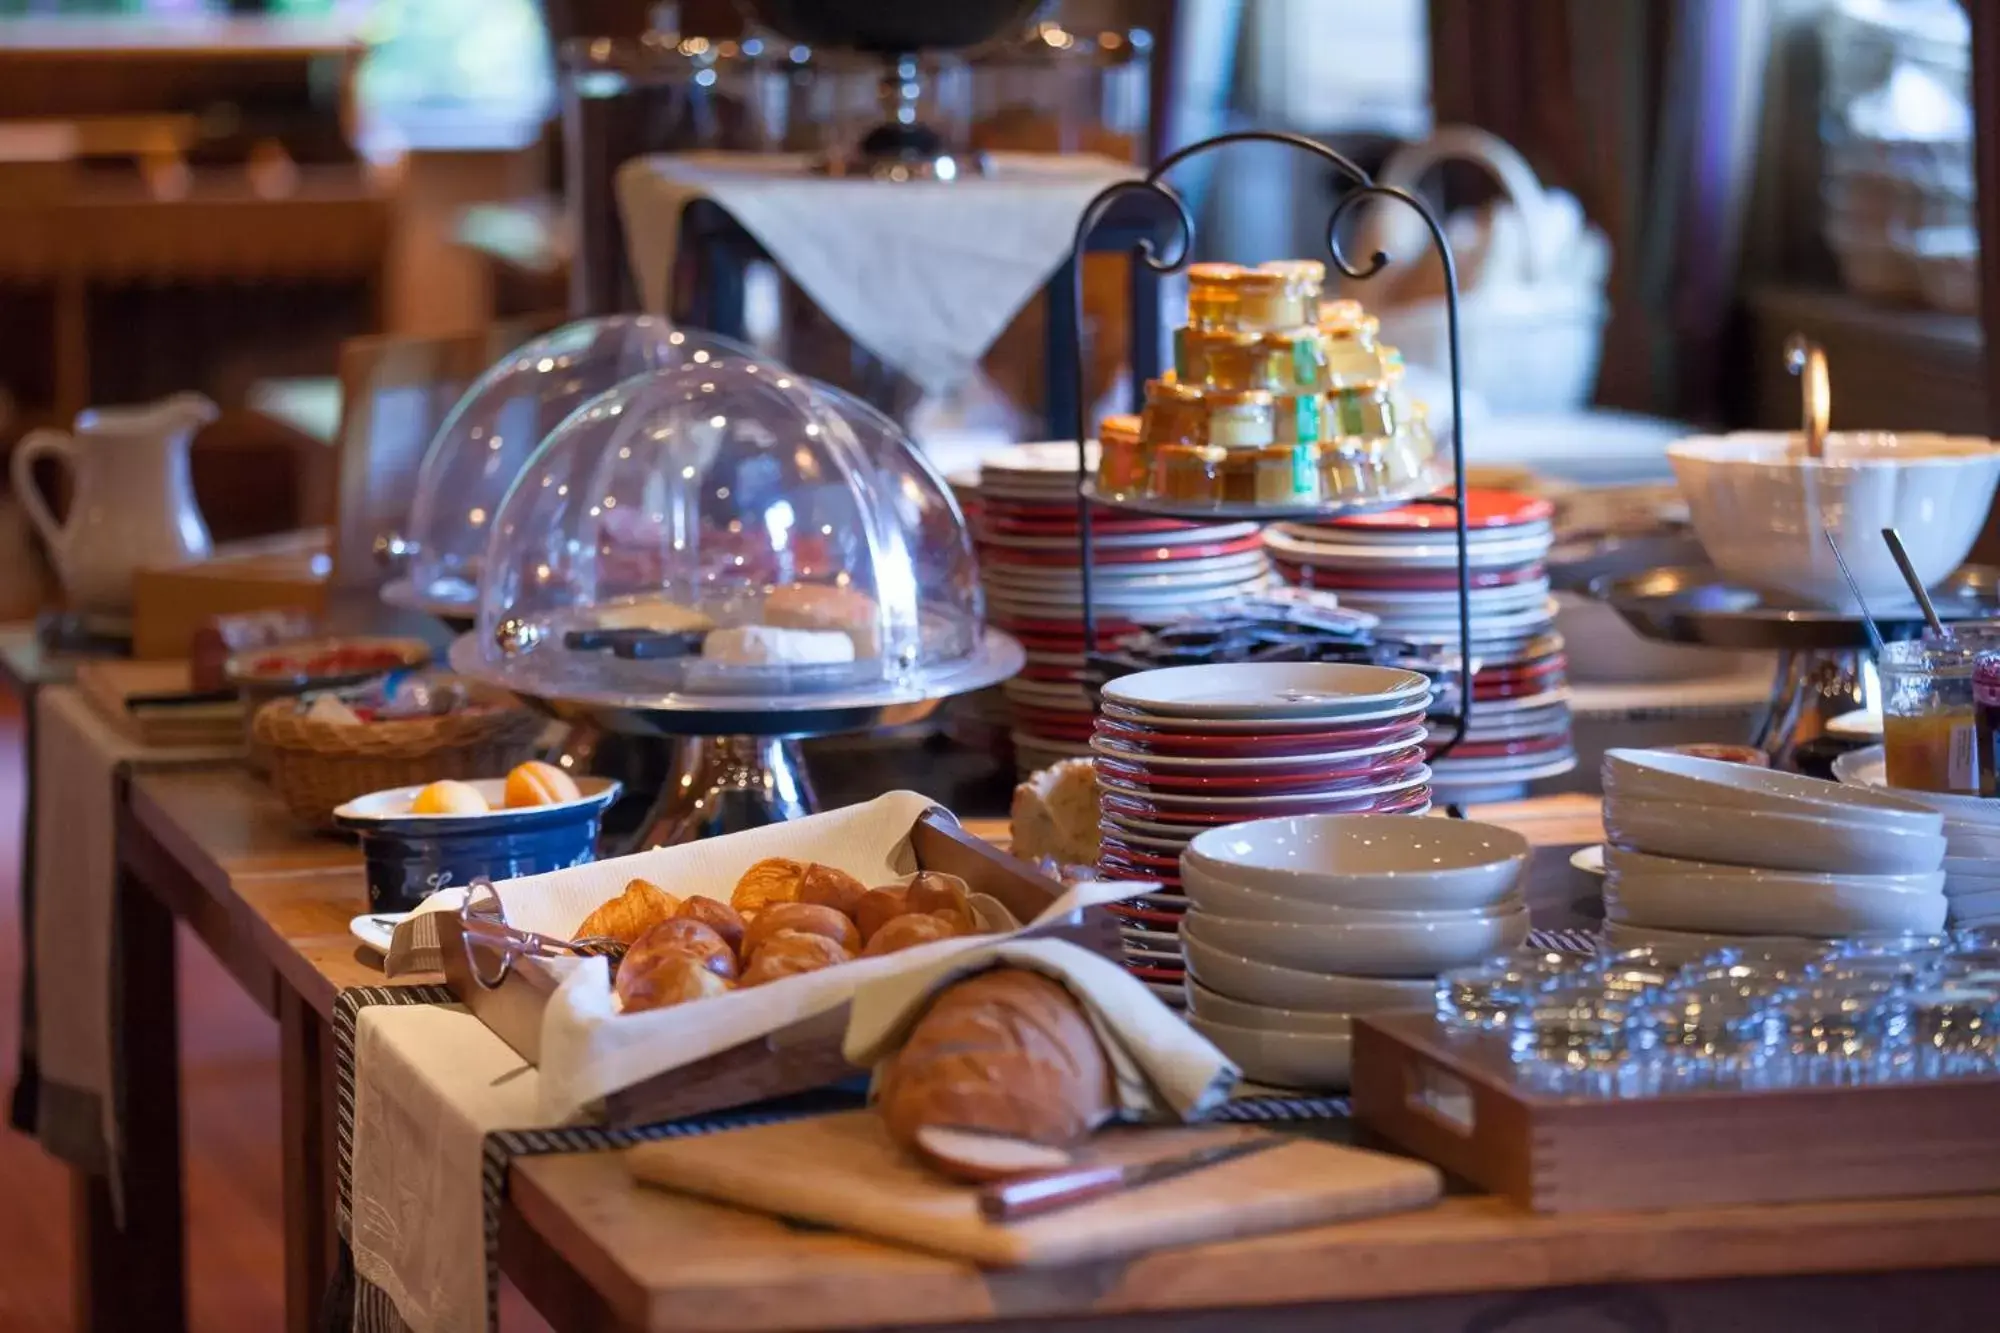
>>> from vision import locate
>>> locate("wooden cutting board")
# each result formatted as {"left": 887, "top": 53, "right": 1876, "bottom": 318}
{"left": 74, "top": 659, "right": 245, "bottom": 749}
{"left": 625, "top": 1112, "right": 1442, "bottom": 1267}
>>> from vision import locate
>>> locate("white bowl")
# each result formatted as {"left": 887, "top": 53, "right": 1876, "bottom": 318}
{"left": 1667, "top": 430, "right": 2000, "bottom": 608}
{"left": 1949, "top": 886, "right": 2000, "bottom": 920}
{"left": 1944, "top": 855, "right": 2000, "bottom": 886}
{"left": 1945, "top": 823, "right": 2000, "bottom": 860}
{"left": 1181, "top": 865, "right": 1523, "bottom": 925}
{"left": 1183, "top": 981, "right": 1357, "bottom": 1033}
{"left": 1603, "top": 796, "right": 1947, "bottom": 876}
{"left": 1604, "top": 845, "right": 1946, "bottom": 895}
{"left": 1605, "top": 868, "right": 1947, "bottom": 937}
{"left": 1180, "top": 813, "right": 1528, "bottom": 910}
{"left": 1603, "top": 748, "right": 1942, "bottom": 832}
{"left": 1600, "top": 919, "right": 1831, "bottom": 964}
{"left": 1182, "top": 906, "right": 1529, "bottom": 979}
{"left": 1832, "top": 745, "right": 2000, "bottom": 827}
{"left": 1187, "top": 1015, "right": 1352, "bottom": 1091}
{"left": 1181, "top": 932, "right": 1437, "bottom": 1012}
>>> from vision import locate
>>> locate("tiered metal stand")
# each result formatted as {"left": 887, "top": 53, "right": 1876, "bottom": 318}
{"left": 1063, "top": 130, "right": 1476, "bottom": 755}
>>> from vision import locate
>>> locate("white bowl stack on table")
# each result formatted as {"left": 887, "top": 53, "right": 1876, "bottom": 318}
{"left": 1176, "top": 814, "right": 1532, "bottom": 1090}
{"left": 1263, "top": 489, "right": 1575, "bottom": 801}
{"left": 958, "top": 442, "right": 1270, "bottom": 774}
{"left": 1090, "top": 662, "right": 1436, "bottom": 1005}
{"left": 1834, "top": 745, "right": 2000, "bottom": 928}
{"left": 1598, "top": 748, "right": 1949, "bottom": 961}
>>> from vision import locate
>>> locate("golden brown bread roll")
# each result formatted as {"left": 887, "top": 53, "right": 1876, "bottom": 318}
{"left": 673, "top": 895, "right": 747, "bottom": 954}
{"left": 741, "top": 901, "right": 861, "bottom": 961}
{"left": 854, "top": 887, "right": 910, "bottom": 944}
{"left": 799, "top": 862, "right": 869, "bottom": 919}
{"left": 929, "top": 907, "right": 977, "bottom": 938}
{"left": 618, "top": 952, "right": 734, "bottom": 1014}
{"left": 575, "top": 878, "right": 680, "bottom": 946}
{"left": 739, "top": 930, "right": 851, "bottom": 986}
{"left": 861, "top": 912, "right": 957, "bottom": 958}
{"left": 877, "top": 969, "right": 1115, "bottom": 1180}
{"left": 622, "top": 918, "right": 737, "bottom": 987}
{"left": 904, "top": 870, "right": 972, "bottom": 918}
{"left": 731, "top": 856, "right": 808, "bottom": 917}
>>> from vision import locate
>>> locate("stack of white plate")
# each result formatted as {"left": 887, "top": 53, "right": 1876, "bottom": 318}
{"left": 1834, "top": 744, "right": 2000, "bottom": 928}
{"left": 1091, "top": 662, "right": 1435, "bottom": 1004}
{"left": 1598, "top": 747, "right": 1949, "bottom": 959}
{"left": 960, "top": 442, "right": 1270, "bottom": 774}
{"left": 1264, "top": 489, "right": 1574, "bottom": 800}
{"left": 1177, "top": 814, "right": 1531, "bottom": 1090}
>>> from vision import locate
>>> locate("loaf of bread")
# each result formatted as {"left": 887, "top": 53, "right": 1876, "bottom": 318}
{"left": 673, "top": 896, "right": 747, "bottom": 953}
{"left": 740, "top": 930, "right": 851, "bottom": 986}
{"left": 1009, "top": 759, "right": 1100, "bottom": 868}
{"left": 618, "top": 953, "right": 733, "bottom": 1014}
{"left": 575, "top": 878, "right": 680, "bottom": 946}
{"left": 876, "top": 969, "right": 1115, "bottom": 1180}
{"left": 740, "top": 901, "right": 861, "bottom": 960}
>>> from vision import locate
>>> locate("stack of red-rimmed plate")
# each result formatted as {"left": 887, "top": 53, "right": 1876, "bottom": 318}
{"left": 1263, "top": 489, "right": 1574, "bottom": 801}
{"left": 966, "top": 443, "right": 1271, "bottom": 773}
{"left": 1089, "top": 662, "right": 1435, "bottom": 1003}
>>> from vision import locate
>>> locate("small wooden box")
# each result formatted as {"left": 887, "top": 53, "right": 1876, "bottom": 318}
{"left": 1351, "top": 1011, "right": 2000, "bottom": 1214}
{"left": 438, "top": 809, "right": 1118, "bottom": 1128}
{"left": 131, "top": 531, "right": 328, "bottom": 660}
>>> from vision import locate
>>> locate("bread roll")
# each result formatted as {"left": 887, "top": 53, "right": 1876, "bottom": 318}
{"left": 741, "top": 901, "right": 861, "bottom": 960}
{"left": 877, "top": 969, "right": 1115, "bottom": 1179}
{"left": 621, "top": 919, "right": 737, "bottom": 990}
{"left": 929, "top": 907, "right": 977, "bottom": 938}
{"left": 504, "top": 760, "right": 582, "bottom": 808}
{"left": 731, "top": 857, "right": 808, "bottom": 917}
{"left": 862, "top": 912, "right": 957, "bottom": 958}
{"left": 763, "top": 583, "right": 882, "bottom": 656}
{"left": 854, "top": 887, "right": 909, "bottom": 945}
{"left": 575, "top": 878, "right": 680, "bottom": 947}
{"left": 739, "top": 930, "right": 850, "bottom": 986}
{"left": 1010, "top": 758, "right": 1099, "bottom": 867}
{"left": 905, "top": 871, "right": 971, "bottom": 918}
{"left": 673, "top": 895, "right": 747, "bottom": 954}
{"left": 799, "top": 862, "right": 869, "bottom": 919}
{"left": 618, "top": 953, "right": 733, "bottom": 1014}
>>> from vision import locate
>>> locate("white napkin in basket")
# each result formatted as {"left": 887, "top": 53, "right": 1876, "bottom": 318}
{"left": 844, "top": 938, "right": 1239, "bottom": 1124}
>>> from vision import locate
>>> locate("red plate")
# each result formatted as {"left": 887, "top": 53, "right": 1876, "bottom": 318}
{"left": 1282, "top": 563, "right": 1549, "bottom": 592}
{"left": 981, "top": 532, "right": 1266, "bottom": 567}
{"left": 1123, "top": 960, "right": 1187, "bottom": 982}
{"left": 1100, "top": 782, "right": 1430, "bottom": 823}
{"left": 1092, "top": 716, "right": 1429, "bottom": 756}
{"left": 988, "top": 613, "right": 1138, "bottom": 639}
{"left": 1320, "top": 489, "right": 1555, "bottom": 532}
{"left": 1106, "top": 899, "right": 1188, "bottom": 925}
{"left": 1095, "top": 840, "right": 1184, "bottom": 871}
{"left": 1094, "top": 749, "right": 1426, "bottom": 792}
{"left": 1426, "top": 733, "right": 1571, "bottom": 760}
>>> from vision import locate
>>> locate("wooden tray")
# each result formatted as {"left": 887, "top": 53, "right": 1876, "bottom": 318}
{"left": 438, "top": 809, "right": 1120, "bottom": 1128}
{"left": 1351, "top": 1011, "right": 2000, "bottom": 1214}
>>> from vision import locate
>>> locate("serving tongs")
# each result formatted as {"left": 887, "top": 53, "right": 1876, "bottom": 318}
{"left": 455, "top": 879, "right": 627, "bottom": 990}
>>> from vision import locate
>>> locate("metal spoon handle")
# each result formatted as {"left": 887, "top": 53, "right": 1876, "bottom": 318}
{"left": 1825, "top": 529, "right": 1885, "bottom": 655}
{"left": 1882, "top": 527, "right": 1947, "bottom": 638}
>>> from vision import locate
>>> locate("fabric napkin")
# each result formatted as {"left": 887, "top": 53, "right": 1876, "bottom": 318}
{"left": 844, "top": 937, "right": 1239, "bottom": 1125}
{"left": 616, "top": 151, "right": 1139, "bottom": 396}
{"left": 24, "top": 685, "right": 239, "bottom": 1210}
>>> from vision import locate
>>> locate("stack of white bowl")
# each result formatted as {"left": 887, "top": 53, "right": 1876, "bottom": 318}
{"left": 1600, "top": 748, "right": 1949, "bottom": 960}
{"left": 1832, "top": 745, "right": 2000, "bottom": 928}
{"left": 1177, "top": 814, "right": 1531, "bottom": 1090}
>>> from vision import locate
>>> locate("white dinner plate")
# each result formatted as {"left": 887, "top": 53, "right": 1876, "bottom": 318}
{"left": 1101, "top": 662, "right": 1430, "bottom": 719}
{"left": 349, "top": 911, "right": 408, "bottom": 954}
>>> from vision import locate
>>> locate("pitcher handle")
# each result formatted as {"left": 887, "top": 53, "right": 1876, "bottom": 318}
{"left": 11, "top": 428, "right": 73, "bottom": 554}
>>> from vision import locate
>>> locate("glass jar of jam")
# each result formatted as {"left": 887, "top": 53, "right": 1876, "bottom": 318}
{"left": 1141, "top": 378, "right": 1206, "bottom": 446}
{"left": 1206, "top": 390, "right": 1276, "bottom": 448}
{"left": 1883, "top": 640, "right": 1980, "bottom": 794}
{"left": 1325, "top": 383, "right": 1399, "bottom": 441}
{"left": 1257, "top": 259, "right": 1325, "bottom": 316}
{"left": 1186, "top": 262, "right": 1245, "bottom": 331}
{"left": 1232, "top": 270, "right": 1309, "bottom": 331}
{"left": 1974, "top": 650, "right": 2000, "bottom": 796}
{"left": 1198, "top": 335, "right": 1287, "bottom": 392}
{"left": 1323, "top": 314, "right": 1386, "bottom": 388}
{"left": 1254, "top": 443, "right": 1321, "bottom": 504}
{"left": 1272, "top": 391, "right": 1322, "bottom": 445}
{"left": 1094, "top": 413, "right": 1148, "bottom": 496}
{"left": 1149, "top": 442, "right": 1226, "bottom": 503}
{"left": 1262, "top": 327, "right": 1329, "bottom": 392}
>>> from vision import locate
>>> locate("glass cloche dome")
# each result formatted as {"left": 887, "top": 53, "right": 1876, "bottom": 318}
{"left": 454, "top": 356, "right": 1007, "bottom": 709}
{"left": 384, "top": 315, "right": 753, "bottom": 616}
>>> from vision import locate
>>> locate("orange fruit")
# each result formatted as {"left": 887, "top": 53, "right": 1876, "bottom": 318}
{"left": 504, "top": 760, "right": 581, "bottom": 808}
{"left": 410, "top": 780, "right": 490, "bottom": 816}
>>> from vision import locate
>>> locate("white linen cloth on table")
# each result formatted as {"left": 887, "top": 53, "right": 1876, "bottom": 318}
{"left": 616, "top": 151, "right": 1140, "bottom": 396}
{"left": 28, "top": 685, "right": 238, "bottom": 1212}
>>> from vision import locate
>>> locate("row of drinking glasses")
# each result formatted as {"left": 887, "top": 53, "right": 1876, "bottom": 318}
{"left": 1437, "top": 929, "right": 2000, "bottom": 1097}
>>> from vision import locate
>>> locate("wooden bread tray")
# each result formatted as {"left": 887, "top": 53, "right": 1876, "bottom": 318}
{"left": 1351, "top": 1011, "right": 2000, "bottom": 1214}
{"left": 437, "top": 809, "right": 1118, "bottom": 1128}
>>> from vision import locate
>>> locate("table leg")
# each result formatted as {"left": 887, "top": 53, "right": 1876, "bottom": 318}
{"left": 280, "top": 990, "right": 333, "bottom": 1333}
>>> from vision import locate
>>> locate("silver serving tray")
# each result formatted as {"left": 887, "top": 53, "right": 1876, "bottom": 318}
{"left": 1591, "top": 565, "right": 2000, "bottom": 651}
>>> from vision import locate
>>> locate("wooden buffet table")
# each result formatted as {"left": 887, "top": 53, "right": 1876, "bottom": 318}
{"left": 100, "top": 765, "right": 2000, "bottom": 1333}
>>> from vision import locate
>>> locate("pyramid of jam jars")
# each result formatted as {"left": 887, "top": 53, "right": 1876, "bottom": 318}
{"left": 1094, "top": 261, "right": 1442, "bottom": 511}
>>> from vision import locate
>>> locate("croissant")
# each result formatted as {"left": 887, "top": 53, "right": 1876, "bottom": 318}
{"left": 575, "top": 878, "right": 680, "bottom": 947}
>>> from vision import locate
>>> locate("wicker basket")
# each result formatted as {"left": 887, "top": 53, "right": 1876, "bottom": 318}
{"left": 254, "top": 692, "right": 548, "bottom": 830}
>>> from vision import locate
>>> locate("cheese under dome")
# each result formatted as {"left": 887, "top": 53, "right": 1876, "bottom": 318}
{"left": 393, "top": 315, "right": 751, "bottom": 612}
{"left": 464, "top": 357, "right": 986, "bottom": 703}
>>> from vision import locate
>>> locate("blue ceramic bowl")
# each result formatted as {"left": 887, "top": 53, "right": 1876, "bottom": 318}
{"left": 333, "top": 775, "right": 622, "bottom": 913}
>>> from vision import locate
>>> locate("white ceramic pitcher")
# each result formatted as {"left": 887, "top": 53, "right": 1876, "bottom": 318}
{"left": 11, "top": 392, "right": 217, "bottom": 613}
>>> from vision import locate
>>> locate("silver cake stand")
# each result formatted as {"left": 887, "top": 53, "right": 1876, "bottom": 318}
{"left": 449, "top": 629, "right": 1025, "bottom": 847}
{"left": 1593, "top": 564, "right": 2000, "bottom": 767}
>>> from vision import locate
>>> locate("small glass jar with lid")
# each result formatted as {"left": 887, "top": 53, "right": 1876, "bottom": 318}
{"left": 1094, "top": 413, "right": 1148, "bottom": 495}
{"left": 1257, "top": 258, "right": 1325, "bottom": 312}
{"left": 1271, "top": 391, "right": 1322, "bottom": 446}
{"left": 1149, "top": 441, "right": 1227, "bottom": 502}
{"left": 1324, "top": 383, "right": 1399, "bottom": 441}
{"left": 1185, "top": 261, "right": 1246, "bottom": 330}
{"left": 1205, "top": 389, "right": 1276, "bottom": 448}
{"left": 1880, "top": 639, "right": 1980, "bottom": 794}
{"left": 1252, "top": 442, "right": 1321, "bottom": 505}
{"left": 1262, "top": 327, "right": 1329, "bottom": 393}
{"left": 1141, "top": 378, "right": 1207, "bottom": 446}
{"left": 1197, "top": 334, "right": 1287, "bottom": 393}
{"left": 1322, "top": 311, "right": 1386, "bottom": 388}
{"left": 1232, "top": 269, "right": 1310, "bottom": 331}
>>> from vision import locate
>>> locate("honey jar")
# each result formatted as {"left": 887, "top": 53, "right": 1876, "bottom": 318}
{"left": 1318, "top": 443, "right": 1378, "bottom": 500}
{"left": 1095, "top": 413, "right": 1148, "bottom": 495}
{"left": 1149, "top": 442, "right": 1227, "bottom": 503}
{"left": 1263, "top": 327, "right": 1330, "bottom": 392}
{"left": 1199, "top": 336, "right": 1288, "bottom": 393}
{"left": 1232, "top": 269, "right": 1310, "bottom": 331}
{"left": 1217, "top": 448, "right": 1259, "bottom": 504}
{"left": 1319, "top": 298, "right": 1366, "bottom": 332}
{"left": 1272, "top": 392, "right": 1323, "bottom": 445}
{"left": 1258, "top": 259, "right": 1326, "bottom": 312}
{"left": 1175, "top": 328, "right": 1263, "bottom": 386}
{"left": 1141, "top": 379, "right": 1207, "bottom": 446}
{"left": 1186, "top": 262, "right": 1245, "bottom": 331}
{"left": 1325, "top": 384, "right": 1399, "bottom": 441}
{"left": 1254, "top": 443, "right": 1321, "bottom": 505}
{"left": 1324, "top": 314, "right": 1386, "bottom": 388}
{"left": 1206, "top": 389, "right": 1276, "bottom": 448}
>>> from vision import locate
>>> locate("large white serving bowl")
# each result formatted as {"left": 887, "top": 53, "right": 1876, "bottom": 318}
{"left": 1181, "top": 932, "right": 1437, "bottom": 1012}
{"left": 1183, "top": 981, "right": 1357, "bottom": 1033}
{"left": 1603, "top": 748, "right": 1942, "bottom": 832}
{"left": 1667, "top": 430, "right": 2000, "bottom": 608}
{"left": 1605, "top": 867, "right": 1947, "bottom": 936}
{"left": 1181, "top": 813, "right": 1527, "bottom": 910}
{"left": 1603, "top": 796, "right": 1948, "bottom": 875}
{"left": 1949, "top": 886, "right": 2000, "bottom": 920}
{"left": 1182, "top": 906, "right": 1529, "bottom": 979}
{"left": 1831, "top": 745, "right": 2000, "bottom": 828}
{"left": 1181, "top": 865, "right": 1523, "bottom": 925}
{"left": 1600, "top": 919, "right": 1831, "bottom": 965}
{"left": 1187, "top": 1014, "right": 1353, "bottom": 1090}
{"left": 1944, "top": 857, "right": 2000, "bottom": 896}
{"left": 1605, "top": 845, "right": 1947, "bottom": 896}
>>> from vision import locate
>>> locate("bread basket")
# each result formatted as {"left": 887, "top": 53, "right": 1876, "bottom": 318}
{"left": 253, "top": 685, "right": 547, "bottom": 830}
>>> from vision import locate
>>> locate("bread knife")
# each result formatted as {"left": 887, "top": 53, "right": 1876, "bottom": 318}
{"left": 977, "top": 1135, "right": 1282, "bottom": 1222}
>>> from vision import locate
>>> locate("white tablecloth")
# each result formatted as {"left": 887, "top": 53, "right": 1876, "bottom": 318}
{"left": 616, "top": 151, "right": 1138, "bottom": 396}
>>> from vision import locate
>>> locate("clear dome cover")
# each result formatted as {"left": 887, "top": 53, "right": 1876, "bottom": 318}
{"left": 392, "top": 315, "right": 752, "bottom": 611}
{"left": 464, "top": 358, "right": 989, "bottom": 706}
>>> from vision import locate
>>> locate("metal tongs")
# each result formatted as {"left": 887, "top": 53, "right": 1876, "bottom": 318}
{"left": 1784, "top": 333, "right": 1831, "bottom": 460}
{"left": 456, "top": 879, "right": 627, "bottom": 990}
